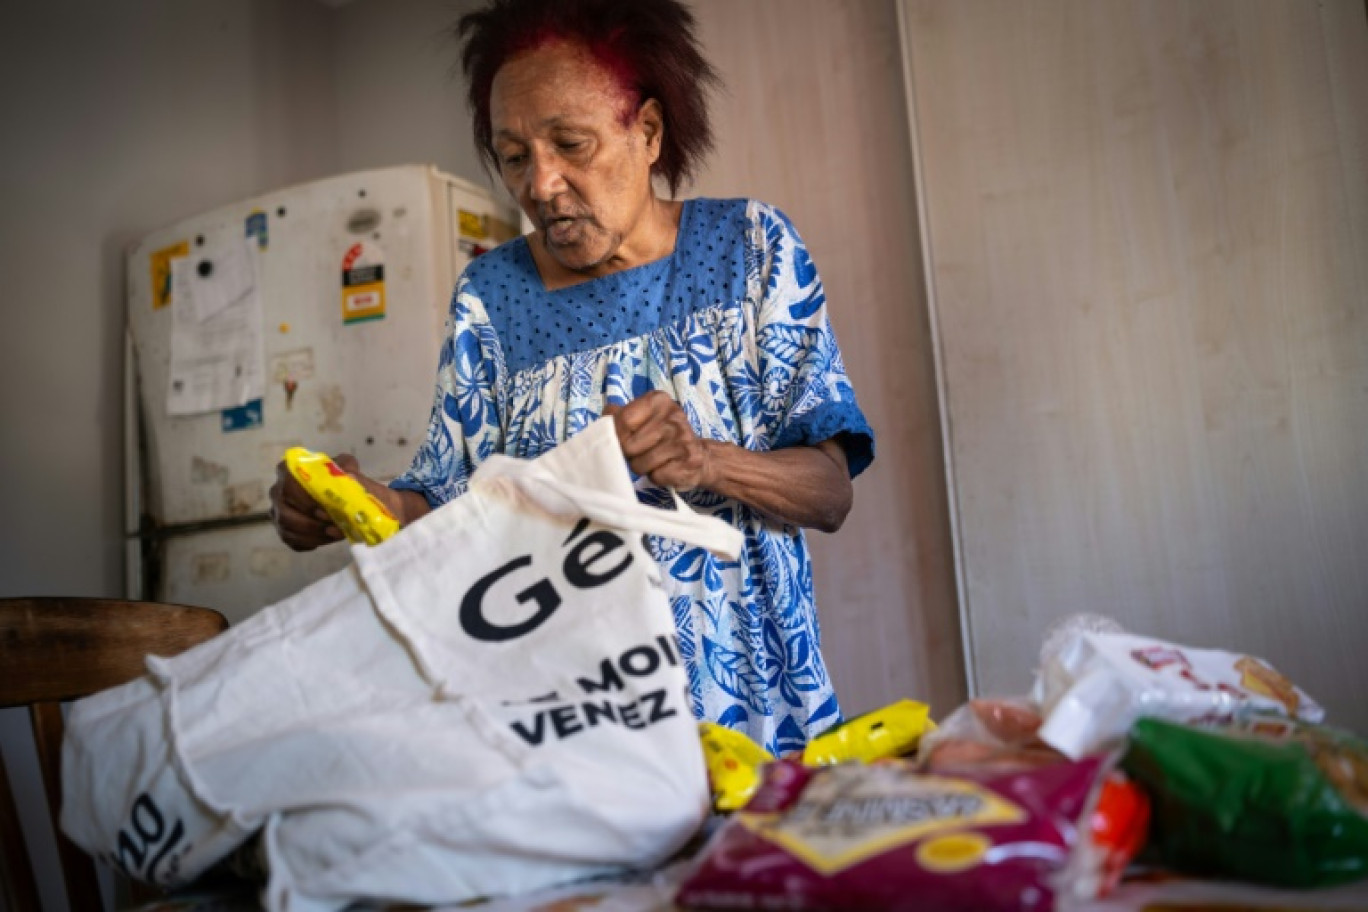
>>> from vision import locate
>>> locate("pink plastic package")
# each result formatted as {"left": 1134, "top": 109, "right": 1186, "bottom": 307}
{"left": 675, "top": 755, "right": 1145, "bottom": 912}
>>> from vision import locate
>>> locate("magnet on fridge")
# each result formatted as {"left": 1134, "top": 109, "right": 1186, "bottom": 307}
{"left": 221, "top": 398, "right": 264, "bottom": 432}
{"left": 458, "top": 238, "right": 490, "bottom": 259}
{"left": 458, "top": 209, "right": 486, "bottom": 240}
{"left": 246, "top": 210, "right": 269, "bottom": 250}
{"left": 149, "top": 240, "right": 189, "bottom": 309}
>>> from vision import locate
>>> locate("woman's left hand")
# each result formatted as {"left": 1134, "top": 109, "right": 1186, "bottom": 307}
{"left": 604, "top": 391, "right": 715, "bottom": 491}
{"left": 605, "top": 390, "right": 853, "bottom": 532}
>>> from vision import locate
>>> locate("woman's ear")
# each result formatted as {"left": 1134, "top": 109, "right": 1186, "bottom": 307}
{"left": 638, "top": 98, "right": 664, "bottom": 164}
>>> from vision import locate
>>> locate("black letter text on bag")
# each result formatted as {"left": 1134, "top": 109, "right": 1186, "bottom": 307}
{"left": 109, "top": 793, "right": 185, "bottom": 884}
{"left": 460, "top": 556, "right": 562, "bottom": 642}
{"left": 461, "top": 520, "right": 635, "bottom": 643}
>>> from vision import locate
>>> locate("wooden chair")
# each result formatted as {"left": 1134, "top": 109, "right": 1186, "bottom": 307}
{"left": 0, "top": 597, "right": 229, "bottom": 912}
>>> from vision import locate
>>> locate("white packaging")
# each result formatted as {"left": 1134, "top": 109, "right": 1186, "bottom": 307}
{"left": 1035, "top": 631, "right": 1324, "bottom": 759}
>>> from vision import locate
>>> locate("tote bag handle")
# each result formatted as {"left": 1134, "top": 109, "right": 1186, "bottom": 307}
{"left": 484, "top": 471, "right": 744, "bottom": 560}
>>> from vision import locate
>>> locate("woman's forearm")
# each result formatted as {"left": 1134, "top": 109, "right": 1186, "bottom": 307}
{"left": 701, "top": 438, "right": 853, "bottom": 532}
{"left": 378, "top": 438, "right": 852, "bottom": 534}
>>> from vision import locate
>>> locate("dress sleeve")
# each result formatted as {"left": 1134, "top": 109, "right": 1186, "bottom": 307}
{"left": 746, "top": 201, "right": 875, "bottom": 478}
{"left": 389, "top": 276, "right": 506, "bottom": 506}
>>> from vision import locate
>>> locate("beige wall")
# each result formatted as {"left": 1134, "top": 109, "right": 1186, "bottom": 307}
{"left": 689, "top": 0, "right": 964, "bottom": 717}
{"left": 904, "top": 0, "right": 1368, "bottom": 729}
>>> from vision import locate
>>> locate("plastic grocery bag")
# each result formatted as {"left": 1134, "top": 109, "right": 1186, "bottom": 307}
{"left": 61, "top": 418, "right": 741, "bottom": 912}
{"left": 1034, "top": 630, "right": 1324, "bottom": 759}
{"left": 1123, "top": 716, "right": 1368, "bottom": 888}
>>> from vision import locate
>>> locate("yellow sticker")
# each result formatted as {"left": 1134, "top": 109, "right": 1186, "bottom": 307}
{"left": 149, "top": 241, "right": 189, "bottom": 309}
{"left": 458, "top": 208, "right": 486, "bottom": 240}
{"left": 1236, "top": 655, "right": 1302, "bottom": 715}
{"left": 485, "top": 215, "right": 519, "bottom": 243}
{"left": 341, "top": 241, "right": 386, "bottom": 324}
{"left": 915, "top": 832, "right": 990, "bottom": 873}
{"left": 342, "top": 282, "right": 385, "bottom": 323}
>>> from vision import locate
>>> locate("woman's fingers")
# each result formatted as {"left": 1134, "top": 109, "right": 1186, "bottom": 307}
{"left": 607, "top": 392, "right": 712, "bottom": 490}
{"left": 629, "top": 435, "right": 691, "bottom": 476}
{"left": 269, "top": 461, "right": 342, "bottom": 551}
{"left": 615, "top": 393, "right": 686, "bottom": 453}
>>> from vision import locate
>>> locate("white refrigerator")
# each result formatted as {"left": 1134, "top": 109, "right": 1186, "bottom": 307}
{"left": 125, "top": 164, "right": 518, "bottom": 624}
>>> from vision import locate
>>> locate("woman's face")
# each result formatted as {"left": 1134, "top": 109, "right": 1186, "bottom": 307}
{"left": 490, "top": 40, "right": 662, "bottom": 274}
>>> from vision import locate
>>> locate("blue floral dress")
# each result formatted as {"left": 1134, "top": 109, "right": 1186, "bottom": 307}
{"left": 392, "top": 198, "right": 874, "bottom": 754}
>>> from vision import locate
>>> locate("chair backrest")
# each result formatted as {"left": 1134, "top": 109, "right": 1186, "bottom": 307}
{"left": 0, "top": 597, "right": 228, "bottom": 912}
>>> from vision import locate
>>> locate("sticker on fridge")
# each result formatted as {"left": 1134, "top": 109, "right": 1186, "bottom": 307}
{"left": 221, "top": 398, "right": 264, "bottom": 433}
{"left": 458, "top": 209, "right": 486, "bottom": 240}
{"left": 245, "top": 210, "right": 269, "bottom": 250}
{"left": 150, "top": 240, "right": 190, "bottom": 309}
{"left": 341, "top": 241, "right": 385, "bottom": 324}
{"left": 458, "top": 238, "right": 490, "bottom": 260}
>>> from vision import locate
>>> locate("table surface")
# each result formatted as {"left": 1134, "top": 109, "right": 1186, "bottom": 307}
{"left": 137, "top": 865, "right": 1368, "bottom": 912}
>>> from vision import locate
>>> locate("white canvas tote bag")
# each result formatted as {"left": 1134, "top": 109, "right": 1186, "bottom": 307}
{"left": 61, "top": 418, "right": 741, "bottom": 911}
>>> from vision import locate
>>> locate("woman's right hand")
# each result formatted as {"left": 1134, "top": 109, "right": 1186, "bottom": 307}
{"left": 268, "top": 454, "right": 359, "bottom": 551}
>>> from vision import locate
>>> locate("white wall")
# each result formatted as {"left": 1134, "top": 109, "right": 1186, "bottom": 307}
{"left": 0, "top": 3, "right": 339, "bottom": 908}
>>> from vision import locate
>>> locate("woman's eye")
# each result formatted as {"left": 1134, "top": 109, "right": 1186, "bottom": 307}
{"left": 500, "top": 153, "right": 526, "bottom": 168}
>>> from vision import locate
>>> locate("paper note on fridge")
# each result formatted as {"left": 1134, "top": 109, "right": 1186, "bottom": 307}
{"left": 188, "top": 239, "right": 258, "bottom": 323}
{"left": 166, "top": 256, "right": 266, "bottom": 417}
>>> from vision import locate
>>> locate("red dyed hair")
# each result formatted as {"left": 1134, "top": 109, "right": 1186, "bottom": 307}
{"left": 455, "top": 0, "right": 721, "bottom": 196}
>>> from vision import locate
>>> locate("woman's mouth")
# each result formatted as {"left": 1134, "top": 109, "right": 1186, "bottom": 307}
{"left": 545, "top": 216, "right": 581, "bottom": 245}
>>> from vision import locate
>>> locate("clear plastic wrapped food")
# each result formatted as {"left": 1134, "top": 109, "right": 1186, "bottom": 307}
{"left": 917, "top": 697, "right": 1067, "bottom": 775}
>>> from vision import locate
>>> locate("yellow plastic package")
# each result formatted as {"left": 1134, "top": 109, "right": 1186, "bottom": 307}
{"left": 283, "top": 446, "right": 400, "bottom": 546}
{"left": 699, "top": 699, "right": 937, "bottom": 812}
{"left": 700, "top": 722, "right": 775, "bottom": 811}
{"left": 801, "top": 699, "right": 935, "bottom": 766}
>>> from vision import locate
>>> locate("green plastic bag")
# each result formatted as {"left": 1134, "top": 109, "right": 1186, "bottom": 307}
{"left": 1123, "top": 716, "right": 1368, "bottom": 888}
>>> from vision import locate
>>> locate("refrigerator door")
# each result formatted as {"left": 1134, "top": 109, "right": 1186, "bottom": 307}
{"left": 127, "top": 165, "right": 517, "bottom": 618}
{"left": 159, "top": 524, "right": 352, "bottom": 626}
{"left": 128, "top": 165, "right": 515, "bottom": 526}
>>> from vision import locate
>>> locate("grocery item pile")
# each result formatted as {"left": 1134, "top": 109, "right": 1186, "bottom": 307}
{"left": 674, "top": 617, "right": 1368, "bottom": 911}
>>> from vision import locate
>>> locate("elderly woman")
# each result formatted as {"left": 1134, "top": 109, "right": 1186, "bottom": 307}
{"left": 270, "top": 0, "right": 873, "bottom": 755}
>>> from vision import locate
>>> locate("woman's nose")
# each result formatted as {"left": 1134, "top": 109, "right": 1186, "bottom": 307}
{"left": 527, "top": 153, "right": 565, "bottom": 202}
